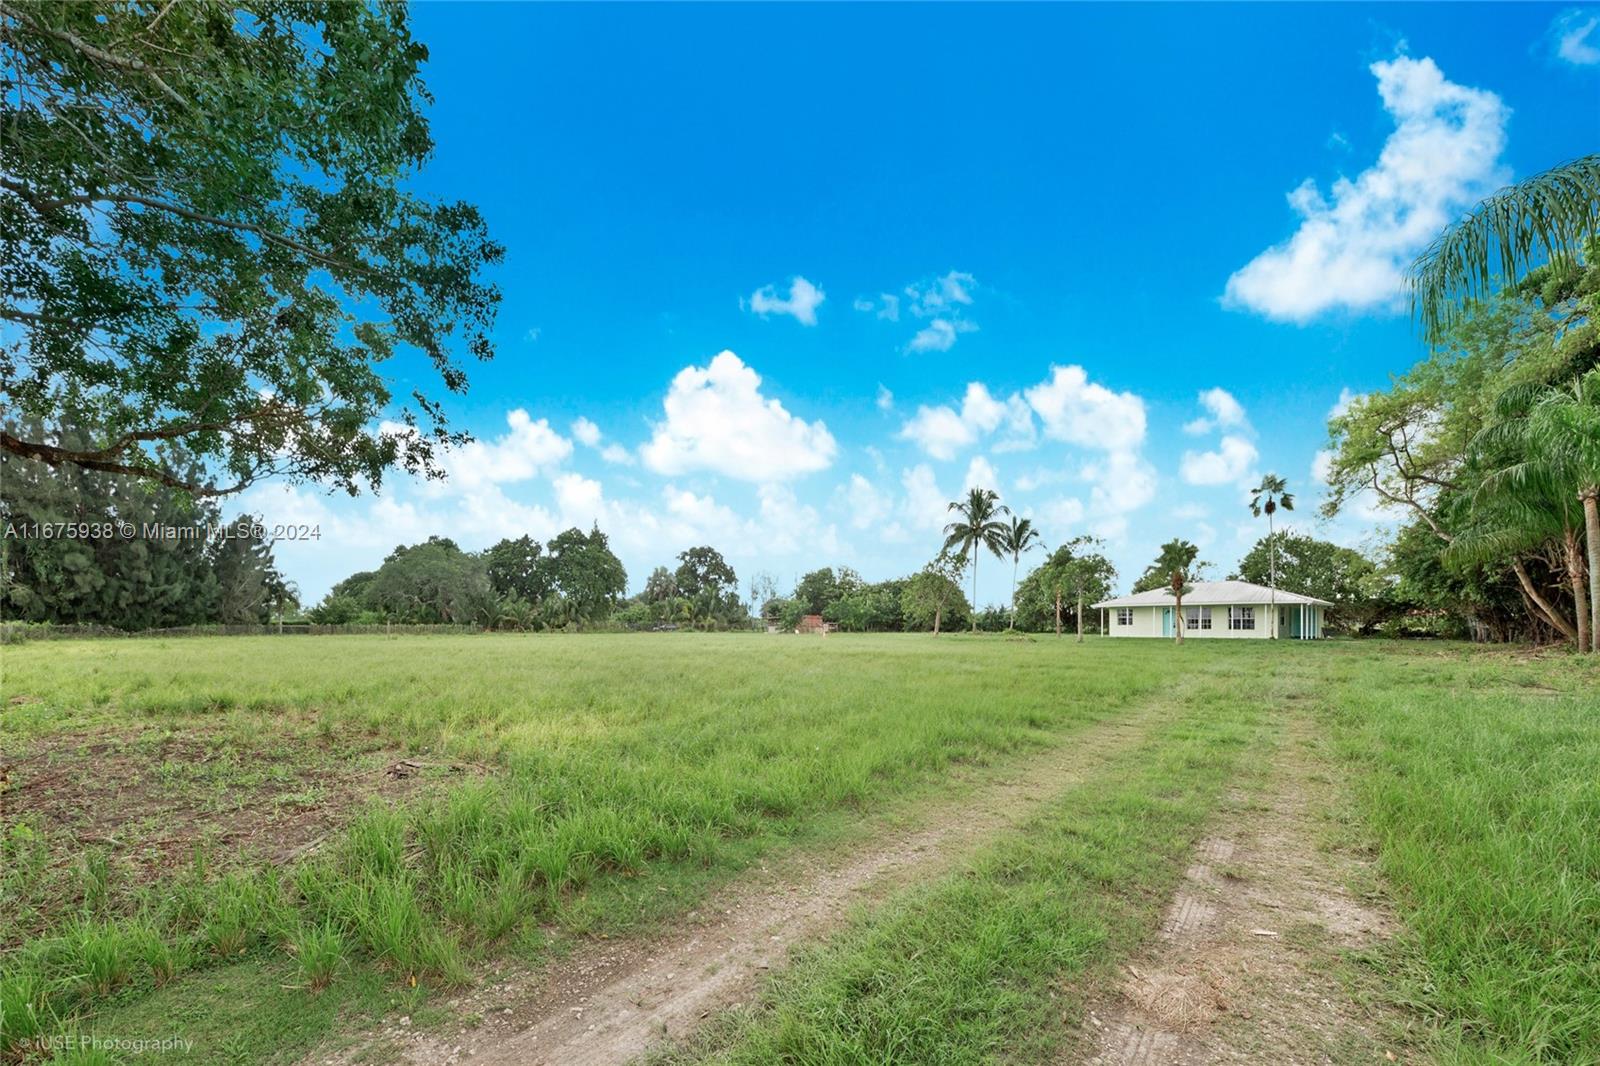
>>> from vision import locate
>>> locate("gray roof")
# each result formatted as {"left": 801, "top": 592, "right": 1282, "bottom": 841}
{"left": 1091, "top": 580, "right": 1332, "bottom": 609}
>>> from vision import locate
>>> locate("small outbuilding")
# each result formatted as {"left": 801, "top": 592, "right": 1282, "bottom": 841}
{"left": 1091, "top": 580, "right": 1330, "bottom": 640}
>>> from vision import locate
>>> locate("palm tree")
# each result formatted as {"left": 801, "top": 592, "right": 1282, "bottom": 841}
{"left": 1410, "top": 155, "right": 1600, "bottom": 345}
{"left": 1472, "top": 368, "right": 1600, "bottom": 652}
{"left": 1449, "top": 460, "right": 1589, "bottom": 651}
{"left": 1153, "top": 539, "right": 1200, "bottom": 645}
{"left": 1001, "top": 516, "right": 1041, "bottom": 629}
{"left": 1249, "top": 474, "right": 1295, "bottom": 639}
{"left": 943, "top": 487, "right": 1010, "bottom": 632}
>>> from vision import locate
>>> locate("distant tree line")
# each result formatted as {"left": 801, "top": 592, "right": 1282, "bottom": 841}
{"left": 310, "top": 526, "right": 628, "bottom": 629}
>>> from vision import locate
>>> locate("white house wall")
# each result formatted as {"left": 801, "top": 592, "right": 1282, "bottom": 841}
{"left": 1106, "top": 604, "right": 1323, "bottom": 639}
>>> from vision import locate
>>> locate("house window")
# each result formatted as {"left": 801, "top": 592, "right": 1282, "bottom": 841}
{"left": 1185, "top": 606, "right": 1212, "bottom": 630}
{"left": 1116, "top": 608, "right": 1133, "bottom": 626}
{"left": 1228, "top": 606, "right": 1255, "bottom": 631}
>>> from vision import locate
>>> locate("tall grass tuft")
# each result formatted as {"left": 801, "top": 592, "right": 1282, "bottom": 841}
{"left": 289, "top": 922, "right": 348, "bottom": 992}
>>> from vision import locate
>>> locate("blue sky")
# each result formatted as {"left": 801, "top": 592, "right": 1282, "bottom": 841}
{"left": 252, "top": 3, "right": 1600, "bottom": 605}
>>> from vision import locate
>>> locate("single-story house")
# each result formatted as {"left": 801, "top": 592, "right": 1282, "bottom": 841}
{"left": 1091, "top": 580, "right": 1331, "bottom": 639}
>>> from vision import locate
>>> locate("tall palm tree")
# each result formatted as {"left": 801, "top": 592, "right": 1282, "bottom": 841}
{"left": 1001, "top": 516, "right": 1041, "bottom": 629}
{"left": 1249, "top": 474, "right": 1295, "bottom": 639}
{"left": 1473, "top": 368, "right": 1600, "bottom": 652}
{"left": 1410, "top": 154, "right": 1600, "bottom": 345}
{"left": 1153, "top": 539, "right": 1199, "bottom": 645}
{"left": 943, "top": 487, "right": 1010, "bottom": 632}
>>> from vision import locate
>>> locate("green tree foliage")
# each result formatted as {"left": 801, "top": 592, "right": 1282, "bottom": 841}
{"left": 541, "top": 525, "right": 627, "bottom": 623}
{"left": 1144, "top": 539, "right": 1200, "bottom": 643}
{"left": 1018, "top": 537, "right": 1116, "bottom": 639}
{"left": 793, "top": 566, "right": 862, "bottom": 615}
{"left": 942, "top": 487, "right": 1010, "bottom": 631}
{"left": 211, "top": 521, "right": 295, "bottom": 625}
{"left": 642, "top": 566, "right": 679, "bottom": 604}
{"left": 2, "top": 423, "right": 286, "bottom": 628}
{"left": 674, "top": 546, "right": 737, "bottom": 599}
{"left": 1325, "top": 244, "right": 1599, "bottom": 646}
{"left": 1410, "top": 155, "right": 1599, "bottom": 345}
{"left": 364, "top": 537, "right": 492, "bottom": 624}
{"left": 1232, "top": 532, "right": 1396, "bottom": 635}
{"left": 1464, "top": 370, "right": 1600, "bottom": 651}
{"left": 999, "top": 516, "right": 1041, "bottom": 629}
{"left": 1248, "top": 473, "right": 1294, "bottom": 638}
{"left": 0, "top": 3, "right": 503, "bottom": 495}
{"left": 824, "top": 578, "right": 908, "bottom": 632}
{"left": 1385, "top": 518, "right": 1529, "bottom": 641}
{"left": 1130, "top": 539, "right": 1207, "bottom": 595}
{"left": 901, "top": 554, "right": 970, "bottom": 635}
{"left": 307, "top": 570, "right": 380, "bottom": 624}
{"left": 482, "top": 536, "right": 548, "bottom": 604}
{"left": 672, "top": 545, "right": 743, "bottom": 626}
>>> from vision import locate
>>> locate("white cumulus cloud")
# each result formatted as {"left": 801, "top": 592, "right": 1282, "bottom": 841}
{"left": 641, "top": 350, "right": 837, "bottom": 481}
{"left": 1024, "top": 365, "right": 1147, "bottom": 453}
{"left": 1311, "top": 448, "right": 1335, "bottom": 487}
{"left": 899, "top": 383, "right": 1033, "bottom": 460}
{"left": 1183, "top": 388, "right": 1250, "bottom": 435}
{"left": 841, "top": 473, "right": 894, "bottom": 530}
{"left": 440, "top": 409, "right": 572, "bottom": 490}
{"left": 1180, "top": 434, "right": 1260, "bottom": 486}
{"left": 570, "top": 417, "right": 602, "bottom": 447}
{"left": 908, "top": 318, "right": 977, "bottom": 353}
{"left": 963, "top": 456, "right": 1001, "bottom": 493}
{"left": 1224, "top": 55, "right": 1509, "bottom": 321}
{"left": 747, "top": 276, "right": 825, "bottom": 325}
{"left": 1553, "top": 9, "right": 1600, "bottom": 64}
{"left": 905, "top": 271, "right": 976, "bottom": 316}
{"left": 901, "top": 464, "right": 951, "bottom": 533}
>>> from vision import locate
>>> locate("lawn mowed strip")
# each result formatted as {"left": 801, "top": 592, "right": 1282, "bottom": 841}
{"left": 659, "top": 662, "right": 1273, "bottom": 1065}
{"left": 1322, "top": 645, "right": 1600, "bottom": 1064}
{"left": 2, "top": 633, "right": 1176, "bottom": 1063}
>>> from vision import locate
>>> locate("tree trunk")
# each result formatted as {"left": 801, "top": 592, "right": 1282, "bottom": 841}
{"left": 1512, "top": 558, "right": 1579, "bottom": 646}
{"left": 1584, "top": 489, "right": 1600, "bottom": 654}
{"left": 1268, "top": 512, "right": 1277, "bottom": 639}
{"left": 934, "top": 602, "right": 942, "bottom": 636}
{"left": 1564, "top": 526, "right": 1592, "bottom": 655}
{"left": 1174, "top": 592, "right": 1184, "bottom": 644}
{"left": 1075, "top": 592, "right": 1084, "bottom": 644}
{"left": 1009, "top": 557, "right": 1018, "bottom": 629}
{"left": 971, "top": 552, "right": 979, "bottom": 633}
{"left": 1053, "top": 590, "right": 1062, "bottom": 636}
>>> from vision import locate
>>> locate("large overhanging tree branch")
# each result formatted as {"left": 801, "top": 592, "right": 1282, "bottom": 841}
{"left": 0, "top": 1, "right": 504, "bottom": 496}
{"left": 1409, "top": 154, "right": 1600, "bottom": 347}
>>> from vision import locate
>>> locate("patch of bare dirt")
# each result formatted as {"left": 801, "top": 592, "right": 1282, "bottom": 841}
{"left": 1080, "top": 713, "right": 1416, "bottom": 1066}
{"left": 308, "top": 698, "right": 1186, "bottom": 1066}
{"left": 2, "top": 724, "right": 480, "bottom": 883}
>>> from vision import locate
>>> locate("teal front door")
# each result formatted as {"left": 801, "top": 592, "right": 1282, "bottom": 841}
{"left": 1162, "top": 607, "right": 1174, "bottom": 636}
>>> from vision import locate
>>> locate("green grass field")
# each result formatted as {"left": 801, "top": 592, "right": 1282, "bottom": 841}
{"left": 2, "top": 635, "right": 1596, "bottom": 1065}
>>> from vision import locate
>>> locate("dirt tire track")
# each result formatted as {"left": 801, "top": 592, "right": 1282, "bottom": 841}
{"left": 1082, "top": 709, "right": 1416, "bottom": 1065}
{"left": 312, "top": 681, "right": 1202, "bottom": 1066}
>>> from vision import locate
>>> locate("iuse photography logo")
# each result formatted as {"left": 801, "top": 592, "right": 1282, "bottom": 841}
{"left": 21, "top": 1034, "right": 194, "bottom": 1056}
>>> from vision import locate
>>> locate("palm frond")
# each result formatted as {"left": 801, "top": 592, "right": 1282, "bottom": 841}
{"left": 1410, "top": 154, "right": 1600, "bottom": 346}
